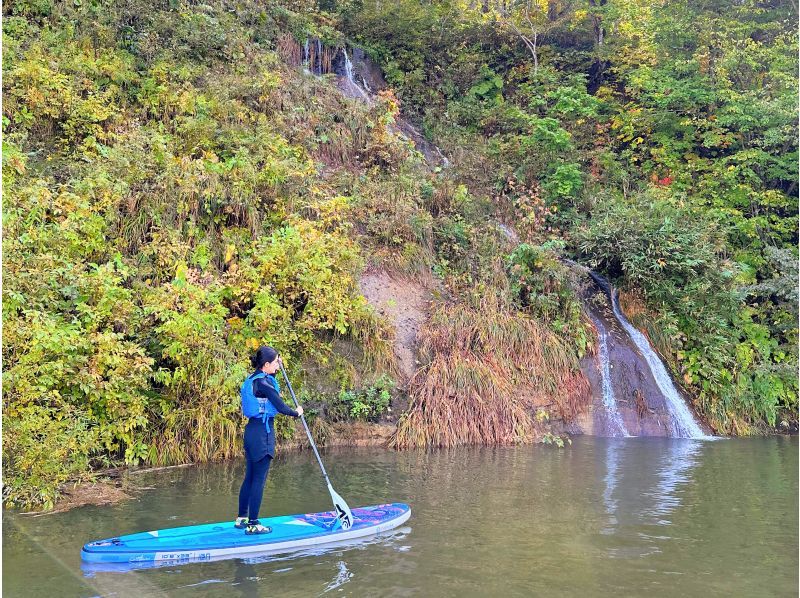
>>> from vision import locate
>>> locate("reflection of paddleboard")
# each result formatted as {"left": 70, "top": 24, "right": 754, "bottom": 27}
{"left": 81, "top": 503, "right": 410, "bottom": 565}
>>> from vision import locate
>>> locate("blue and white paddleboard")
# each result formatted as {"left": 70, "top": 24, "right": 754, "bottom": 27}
{"left": 81, "top": 503, "right": 410, "bottom": 566}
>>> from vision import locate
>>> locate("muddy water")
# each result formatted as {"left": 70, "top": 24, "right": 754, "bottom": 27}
{"left": 3, "top": 437, "right": 797, "bottom": 597}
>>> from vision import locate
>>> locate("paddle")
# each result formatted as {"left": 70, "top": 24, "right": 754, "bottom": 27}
{"left": 279, "top": 362, "right": 354, "bottom": 530}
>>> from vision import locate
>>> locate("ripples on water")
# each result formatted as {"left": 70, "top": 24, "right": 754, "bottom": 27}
{"left": 3, "top": 437, "right": 797, "bottom": 597}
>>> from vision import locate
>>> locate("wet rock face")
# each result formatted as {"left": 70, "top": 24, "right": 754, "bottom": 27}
{"left": 332, "top": 47, "right": 387, "bottom": 94}
{"left": 578, "top": 284, "right": 676, "bottom": 437}
{"left": 331, "top": 45, "right": 449, "bottom": 168}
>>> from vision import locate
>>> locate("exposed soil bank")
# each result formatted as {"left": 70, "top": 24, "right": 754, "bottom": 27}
{"left": 359, "top": 267, "right": 433, "bottom": 383}
{"left": 19, "top": 477, "right": 132, "bottom": 517}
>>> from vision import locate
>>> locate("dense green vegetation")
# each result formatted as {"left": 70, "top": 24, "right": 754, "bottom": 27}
{"left": 1, "top": 0, "right": 407, "bottom": 508}
{"left": 2, "top": 0, "right": 796, "bottom": 507}
{"left": 338, "top": 0, "right": 798, "bottom": 434}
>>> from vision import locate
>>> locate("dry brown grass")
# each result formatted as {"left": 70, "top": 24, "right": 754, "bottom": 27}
{"left": 617, "top": 289, "right": 648, "bottom": 321}
{"left": 391, "top": 300, "right": 590, "bottom": 448}
{"left": 276, "top": 33, "right": 302, "bottom": 67}
{"left": 349, "top": 304, "right": 398, "bottom": 376}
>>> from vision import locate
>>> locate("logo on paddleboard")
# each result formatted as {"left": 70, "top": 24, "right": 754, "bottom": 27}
{"left": 336, "top": 505, "right": 353, "bottom": 529}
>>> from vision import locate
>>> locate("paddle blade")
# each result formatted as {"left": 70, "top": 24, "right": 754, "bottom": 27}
{"left": 328, "top": 484, "right": 354, "bottom": 530}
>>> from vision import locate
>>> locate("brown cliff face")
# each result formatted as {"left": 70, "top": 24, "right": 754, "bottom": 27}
{"left": 359, "top": 268, "right": 433, "bottom": 384}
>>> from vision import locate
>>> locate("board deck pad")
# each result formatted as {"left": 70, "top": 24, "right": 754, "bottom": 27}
{"left": 81, "top": 503, "right": 411, "bottom": 566}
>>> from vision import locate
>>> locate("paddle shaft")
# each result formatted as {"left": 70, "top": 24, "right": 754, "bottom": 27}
{"left": 278, "top": 364, "right": 332, "bottom": 486}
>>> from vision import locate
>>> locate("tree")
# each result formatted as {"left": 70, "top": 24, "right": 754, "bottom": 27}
{"left": 496, "top": 0, "right": 577, "bottom": 74}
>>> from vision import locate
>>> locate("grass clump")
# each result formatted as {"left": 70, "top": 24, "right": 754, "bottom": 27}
{"left": 392, "top": 299, "right": 590, "bottom": 448}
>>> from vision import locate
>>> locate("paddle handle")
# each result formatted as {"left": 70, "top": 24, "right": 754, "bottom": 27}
{"left": 278, "top": 363, "right": 332, "bottom": 485}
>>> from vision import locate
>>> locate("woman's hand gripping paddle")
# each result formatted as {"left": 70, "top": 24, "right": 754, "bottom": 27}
{"left": 279, "top": 363, "right": 354, "bottom": 530}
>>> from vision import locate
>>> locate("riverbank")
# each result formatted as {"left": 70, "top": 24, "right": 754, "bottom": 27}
{"left": 22, "top": 415, "right": 800, "bottom": 516}
{"left": 19, "top": 421, "right": 397, "bottom": 515}
{"left": 24, "top": 412, "right": 589, "bottom": 515}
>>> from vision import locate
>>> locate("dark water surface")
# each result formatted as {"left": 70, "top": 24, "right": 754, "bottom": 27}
{"left": 3, "top": 437, "right": 797, "bottom": 597}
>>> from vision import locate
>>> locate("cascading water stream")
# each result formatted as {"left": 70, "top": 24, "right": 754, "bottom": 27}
{"left": 563, "top": 258, "right": 711, "bottom": 439}
{"left": 608, "top": 293, "right": 708, "bottom": 438}
{"left": 342, "top": 48, "right": 372, "bottom": 102}
{"left": 343, "top": 48, "right": 353, "bottom": 80}
{"left": 596, "top": 323, "right": 630, "bottom": 437}
{"left": 297, "top": 41, "right": 448, "bottom": 167}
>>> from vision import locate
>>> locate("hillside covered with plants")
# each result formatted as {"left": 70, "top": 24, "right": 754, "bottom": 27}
{"left": 337, "top": 0, "right": 798, "bottom": 433}
{"left": 3, "top": 0, "right": 797, "bottom": 509}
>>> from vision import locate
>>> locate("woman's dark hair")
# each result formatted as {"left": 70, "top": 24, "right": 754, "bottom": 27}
{"left": 251, "top": 346, "right": 279, "bottom": 370}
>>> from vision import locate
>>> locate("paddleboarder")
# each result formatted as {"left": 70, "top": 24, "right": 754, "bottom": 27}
{"left": 237, "top": 346, "right": 303, "bottom": 534}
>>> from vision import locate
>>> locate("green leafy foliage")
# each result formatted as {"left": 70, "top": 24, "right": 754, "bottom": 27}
{"left": 3, "top": 0, "right": 797, "bottom": 508}
{"left": 327, "top": 375, "right": 396, "bottom": 422}
{"left": 506, "top": 243, "right": 590, "bottom": 356}
{"left": 1, "top": 0, "right": 404, "bottom": 508}
{"left": 575, "top": 194, "right": 797, "bottom": 433}
{"left": 343, "top": 0, "right": 797, "bottom": 436}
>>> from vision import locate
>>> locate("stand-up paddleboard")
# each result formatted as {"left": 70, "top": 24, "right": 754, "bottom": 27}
{"left": 81, "top": 503, "right": 410, "bottom": 566}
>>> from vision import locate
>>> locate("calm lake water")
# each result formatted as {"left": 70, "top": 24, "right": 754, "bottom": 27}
{"left": 3, "top": 437, "right": 797, "bottom": 597}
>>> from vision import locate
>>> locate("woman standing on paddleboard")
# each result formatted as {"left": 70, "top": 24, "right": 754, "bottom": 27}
{"left": 236, "top": 346, "right": 303, "bottom": 535}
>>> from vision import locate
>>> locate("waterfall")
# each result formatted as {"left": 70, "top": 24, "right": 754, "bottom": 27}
{"left": 316, "top": 38, "right": 322, "bottom": 75}
{"left": 608, "top": 293, "right": 708, "bottom": 439}
{"left": 596, "top": 323, "right": 630, "bottom": 437}
{"left": 342, "top": 48, "right": 371, "bottom": 101}
{"left": 563, "top": 258, "right": 711, "bottom": 439}
{"left": 343, "top": 47, "right": 353, "bottom": 80}
{"left": 303, "top": 39, "right": 310, "bottom": 72}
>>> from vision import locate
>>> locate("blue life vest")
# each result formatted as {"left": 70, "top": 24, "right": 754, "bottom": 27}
{"left": 240, "top": 372, "right": 279, "bottom": 423}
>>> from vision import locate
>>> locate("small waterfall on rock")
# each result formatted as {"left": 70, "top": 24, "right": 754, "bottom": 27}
{"left": 282, "top": 38, "right": 450, "bottom": 167}
{"left": 334, "top": 45, "right": 448, "bottom": 167}
{"left": 564, "top": 258, "right": 711, "bottom": 438}
{"left": 596, "top": 324, "right": 629, "bottom": 437}
{"left": 341, "top": 48, "right": 372, "bottom": 102}
{"left": 608, "top": 294, "right": 707, "bottom": 439}
{"left": 343, "top": 49, "right": 353, "bottom": 82}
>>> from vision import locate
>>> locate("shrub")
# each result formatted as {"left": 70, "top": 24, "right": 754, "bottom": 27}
{"left": 506, "top": 243, "right": 590, "bottom": 356}
{"left": 328, "top": 375, "right": 396, "bottom": 422}
{"left": 574, "top": 193, "right": 798, "bottom": 432}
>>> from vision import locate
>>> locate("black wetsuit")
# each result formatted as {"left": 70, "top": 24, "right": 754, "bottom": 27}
{"left": 238, "top": 373, "right": 299, "bottom": 522}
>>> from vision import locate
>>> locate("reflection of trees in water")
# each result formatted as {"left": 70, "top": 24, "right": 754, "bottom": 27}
{"left": 232, "top": 559, "right": 261, "bottom": 598}
{"left": 228, "top": 526, "right": 411, "bottom": 597}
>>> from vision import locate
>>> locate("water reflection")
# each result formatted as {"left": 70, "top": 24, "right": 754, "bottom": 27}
{"left": 601, "top": 439, "right": 623, "bottom": 535}
{"left": 643, "top": 441, "right": 702, "bottom": 525}
{"left": 4, "top": 440, "right": 797, "bottom": 597}
{"left": 80, "top": 525, "right": 411, "bottom": 577}
{"left": 602, "top": 440, "right": 704, "bottom": 557}
{"left": 230, "top": 558, "right": 352, "bottom": 598}
{"left": 322, "top": 561, "right": 353, "bottom": 593}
